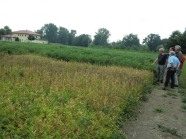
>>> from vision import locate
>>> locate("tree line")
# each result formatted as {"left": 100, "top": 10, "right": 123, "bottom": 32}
{"left": 0, "top": 24, "right": 186, "bottom": 53}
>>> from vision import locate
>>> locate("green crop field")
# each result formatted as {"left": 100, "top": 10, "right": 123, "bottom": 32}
{"left": 0, "top": 42, "right": 157, "bottom": 71}
{"left": 0, "top": 42, "right": 157, "bottom": 138}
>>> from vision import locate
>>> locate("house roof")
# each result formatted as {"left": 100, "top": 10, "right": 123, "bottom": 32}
{"left": 1, "top": 35, "right": 16, "bottom": 38}
{"left": 12, "top": 30, "right": 41, "bottom": 36}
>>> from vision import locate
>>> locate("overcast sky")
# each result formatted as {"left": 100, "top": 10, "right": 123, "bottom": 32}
{"left": 1, "top": 0, "right": 186, "bottom": 42}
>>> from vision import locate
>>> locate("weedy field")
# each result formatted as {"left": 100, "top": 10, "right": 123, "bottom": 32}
{"left": 180, "top": 61, "right": 186, "bottom": 88}
{"left": 0, "top": 42, "right": 157, "bottom": 71}
{"left": 179, "top": 61, "right": 186, "bottom": 112}
{"left": 0, "top": 54, "right": 153, "bottom": 138}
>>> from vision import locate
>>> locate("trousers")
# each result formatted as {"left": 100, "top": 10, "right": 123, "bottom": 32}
{"left": 164, "top": 68, "right": 176, "bottom": 88}
{"left": 157, "top": 64, "right": 164, "bottom": 81}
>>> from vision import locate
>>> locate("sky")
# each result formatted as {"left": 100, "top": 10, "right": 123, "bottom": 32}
{"left": 1, "top": 0, "right": 186, "bottom": 42}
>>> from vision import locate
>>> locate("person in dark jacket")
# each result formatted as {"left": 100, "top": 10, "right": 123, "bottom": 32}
{"left": 153, "top": 48, "right": 168, "bottom": 83}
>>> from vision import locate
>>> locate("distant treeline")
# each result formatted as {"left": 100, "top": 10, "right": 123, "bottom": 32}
{"left": 0, "top": 24, "right": 186, "bottom": 53}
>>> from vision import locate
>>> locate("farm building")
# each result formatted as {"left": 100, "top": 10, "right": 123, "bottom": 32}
{"left": 1, "top": 34, "right": 16, "bottom": 42}
{"left": 1, "top": 30, "right": 48, "bottom": 44}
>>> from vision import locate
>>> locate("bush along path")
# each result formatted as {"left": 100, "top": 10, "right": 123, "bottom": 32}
{"left": 122, "top": 85, "right": 186, "bottom": 139}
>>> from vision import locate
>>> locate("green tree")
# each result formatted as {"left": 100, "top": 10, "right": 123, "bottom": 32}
{"left": 42, "top": 23, "right": 58, "bottom": 43}
{"left": 110, "top": 40, "right": 123, "bottom": 49}
{"left": 0, "top": 29, "right": 6, "bottom": 36}
{"left": 166, "top": 30, "right": 182, "bottom": 49}
{"left": 35, "top": 29, "right": 45, "bottom": 40}
{"left": 68, "top": 30, "right": 76, "bottom": 45}
{"left": 35, "top": 29, "right": 43, "bottom": 36}
{"left": 28, "top": 35, "right": 35, "bottom": 40}
{"left": 57, "top": 27, "right": 69, "bottom": 45}
{"left": 4, "top": 26, "right": 12, "bottom": 34}
{"left": 0, "top": 26, "right": 12, "bottom": 36}
{"left": 180, "top": 30, "right": 186, "bottom": 53}
{"left": 143, "top": 34, "right": 162, "bottom": 51}
{"left": 161, "top": 38, "right": 168, "bottom": 47}
{"left": 74, "top": 34, "right": 92, "bottom": 47}
{"left": 122, "top": 33, "right": 140, "bottom": 47}
{"left": 93, "top": 28, "right": 110, "bottom": 45}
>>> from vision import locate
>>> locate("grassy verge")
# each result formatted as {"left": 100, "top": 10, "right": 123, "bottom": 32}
{"left": 178, "top": 59, "right": 186, "bottom": 111}
{"left": 0, "top": 55, "right": 153, "bottom": 138}
{"left": 179, "top": 60, "right": 186, "bottom": 89}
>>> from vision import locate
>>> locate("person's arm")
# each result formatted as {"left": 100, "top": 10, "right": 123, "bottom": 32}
{"left": 152, "top": 58, "right": 158, "bottom": 65}
{"left": 171, "top": 62, "right": 174, "bottom": 70}
{"left": 176, "top": 60, "right": 181, "bottom": 70}
{"left": 164, "top": 59, "right": 168, "bottom": 68}
{"left": 164, "top": 54, "right": 169, "bottom": 68}
{"left": 169, "top": 57, "right": 174, "bottom": 70}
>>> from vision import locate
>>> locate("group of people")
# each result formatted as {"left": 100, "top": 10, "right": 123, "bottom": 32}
{"left": 153, "top": 45, "right": 185, "bottom": 90}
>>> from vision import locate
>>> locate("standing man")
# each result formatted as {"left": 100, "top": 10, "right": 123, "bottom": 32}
{"left": 163, "top": 51, "right": 180, "bottom": 89}
{"left": 153, "top": 48, "right": 168, "bottom": 83}
{"left": 174, "top": 45, "right": 185, "bottom": 87}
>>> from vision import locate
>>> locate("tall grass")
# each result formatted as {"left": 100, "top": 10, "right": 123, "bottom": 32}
{"left": 179, "top": 57, "right": 186, "bottom": 105}
{"left": 180, "top": 58, "right": 186, "bottom": 89}
{"left": 0, "top": 55, "right": 153, "bottom": 138}
{"left": 0, "top": 42, "right": 157, "bottom": 71}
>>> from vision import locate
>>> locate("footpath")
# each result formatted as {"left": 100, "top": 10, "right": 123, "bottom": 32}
{"left": 122, "top": 85, "right": 186, "bottom": 139}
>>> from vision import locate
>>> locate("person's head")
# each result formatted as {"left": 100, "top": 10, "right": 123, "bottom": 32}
{"left": 159, "top": 48, "right": 164, "bottom": 54}
{"left": 169, "top": 51, "right": 175, "bottom": 56}
{"left": 169, "top": 47, "right": 175, "bottom": 51}
{"left": 175, "top": 45, "right": 181, "bottom": 52}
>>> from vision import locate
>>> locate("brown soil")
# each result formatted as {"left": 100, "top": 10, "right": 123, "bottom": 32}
{"left": 122, "top": 85, "right": 186, "bottom": 139}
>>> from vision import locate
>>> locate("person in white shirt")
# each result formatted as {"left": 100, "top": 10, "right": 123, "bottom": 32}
{"left": 163, "top": 51, "right": 180, "bottom": 89}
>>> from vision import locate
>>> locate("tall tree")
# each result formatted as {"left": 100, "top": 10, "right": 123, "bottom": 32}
{"left": 42, "top": 23, "right": 58, "bottom": 43}
{"left": 35, "top": 28, "right": 45, "bottom": 40}
{"left": 179, "top": 30, "right": 186, "bottom": 53}
{"left": 143, "top": 34, "right": 161, "bottom": 51}
{"left": 68, "top": 30, "right": 76, "bottom": 45}
{"left": 4, "top": 26, "right": 12, "bottom": 34}
{"left": 74, "top": 34, "right": 92, "bottom": 47}
{"left": 0, "top": 26, "right": 12, "bottom": 36}
{"left": 122, "top": 33, "right": 140, "bottom": 47}
{"left": 0, "top": 29, "right": 6, "bottom": 36}
{"left": 57, "top": 27, "right": 69, "bottom": 45}
{"left": 93, "top": 28, "right": 110, "bottom": 45}
{"left": 161, "top": 38, "right": 168, "bottom": 47}
{"left": 166, "top": 30, "right": 182, "bottom": 49}
{"left": 35, "top": 29, "right": 43, "bottom": 36}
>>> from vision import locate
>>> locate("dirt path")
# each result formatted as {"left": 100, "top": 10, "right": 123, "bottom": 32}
{"left": 122, "top": 85, "right": 186, "bottom": 139}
